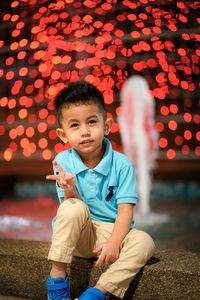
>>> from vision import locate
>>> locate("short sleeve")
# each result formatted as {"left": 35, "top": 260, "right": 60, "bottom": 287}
{"left": 116, "top": 163, "right": 138, "bottom": 205}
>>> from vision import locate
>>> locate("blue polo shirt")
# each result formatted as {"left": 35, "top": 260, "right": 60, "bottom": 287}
{"left": 54, "top": 138, "right": 138, "bottom": 226}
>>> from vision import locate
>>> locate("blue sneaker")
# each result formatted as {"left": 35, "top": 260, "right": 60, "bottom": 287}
{"left": 46, "top": 275, "right": 70, "bottom": 300}
{"left": 75, "top": 287, "right": 106, "bottom": 300}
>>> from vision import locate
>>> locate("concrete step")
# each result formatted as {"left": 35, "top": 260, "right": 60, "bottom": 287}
{"left": 0, "top": 297, "right": 28, "bottom": 300}
{"left": 0, "top": 239, "right": 200, "bottom": 299}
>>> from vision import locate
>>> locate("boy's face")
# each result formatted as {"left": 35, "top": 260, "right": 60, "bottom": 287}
{"left": 56, "top": 102, "right": 112, "bottom": 159}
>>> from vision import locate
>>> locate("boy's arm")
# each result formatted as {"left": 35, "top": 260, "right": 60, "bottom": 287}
{"left": 94, "top": 203, "right": 134, "bottom": 267}
{"left": 108, "top": 203, "right": 134, "bottom": 246}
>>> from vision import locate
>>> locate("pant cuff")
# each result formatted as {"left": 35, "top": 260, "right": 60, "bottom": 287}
{"left": 97, "top": 280, "right": 126, "bottom": 299}
{"left": 48, "top": 246, "right": 75, "bottom": 263}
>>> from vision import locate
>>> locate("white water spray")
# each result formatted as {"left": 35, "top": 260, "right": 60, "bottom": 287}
{"left": 119, "top": 75, "right": 160, "bottom": 219}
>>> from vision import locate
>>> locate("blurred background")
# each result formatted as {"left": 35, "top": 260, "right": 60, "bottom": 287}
{"left": 0, "top": 0, "right": 199, "bottom": 252}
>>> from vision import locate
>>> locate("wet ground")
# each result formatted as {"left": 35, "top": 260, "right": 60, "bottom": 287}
{"left": 0, "top": 196, "right": 200, "bottom": 253}
{"left": 138, "top": 199, "right": 200, "bottom": 252}
{"left": 0, "top": 197, "right": 57, "bottom": 241}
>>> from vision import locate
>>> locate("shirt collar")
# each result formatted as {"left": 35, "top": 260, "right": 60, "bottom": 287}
{"left": 94, "top": 138, "right": 112, "bottom": 176}
{"left": 71, "top": 148, "right": 88, "bottom": 175}
{"left": 71, "top": 138, "right": 112, "bottom": 176}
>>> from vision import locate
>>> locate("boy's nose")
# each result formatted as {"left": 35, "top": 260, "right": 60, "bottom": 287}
{"left": 80, "top": 125, "right": 90, "bottom": 135}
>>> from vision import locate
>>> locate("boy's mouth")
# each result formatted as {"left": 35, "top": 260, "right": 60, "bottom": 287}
{"left": 80, "top": 139, "right": 93, "bottom": 145}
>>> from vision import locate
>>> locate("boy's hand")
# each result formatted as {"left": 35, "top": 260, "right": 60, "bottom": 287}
{"left": 46, "top": 161, "right": 79, "bottom": 199}
{"left": 93, "top": 241, "right": 120, "bottom": 267}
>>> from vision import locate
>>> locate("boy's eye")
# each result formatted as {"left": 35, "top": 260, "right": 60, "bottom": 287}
{"left": 89, "top": 119, "right": 97, "bottom": 124}
{"left": 70, "top": 123, "right": 78, "bottom": 128}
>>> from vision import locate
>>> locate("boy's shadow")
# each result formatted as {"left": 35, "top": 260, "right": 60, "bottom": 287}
{"left": 69, "top": 256, "right": 159, "bottom": 299}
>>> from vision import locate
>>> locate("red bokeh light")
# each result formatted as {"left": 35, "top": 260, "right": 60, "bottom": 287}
{"left": 37, "top": 122, "right": 47, "bottom": 133}
{"left": 0, "top": 0, "right": 199, "bottom": 162}
{"left": 168, "top": 120, "right": 178, "bottom": 131}
{"left": 38, "top": 138, "right": 48, "bottom": 149}
{"left": 3, "top": 148, "right": 13, "bottom": 161}
{"left": 175, "top": 136, "right": 183, "bottom": 146}
{"left": 42, "top": 149, "right": 52, "bottom": 160}
{"left": 184, "top": 130, "right": 192, "bottom": 140}
{"left": 159, "top": 138, "right": 168, "bottom": 148}
{"left": 166, "top": 149, "right": 176, "bottom": 159}
{"left": 183, "top": 113, "right": 192, "bottom": 123}
{"left": 25, "top": 127, "right": 34, "bottom": 138}
{"left": 182, "top": 145, "right": 190, "bottom": 155}
{"left": 156, "top": 122, "right": 165, "bottom": 133}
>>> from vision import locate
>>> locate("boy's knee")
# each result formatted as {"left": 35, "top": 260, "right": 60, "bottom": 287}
{"left": 126, "top": 230, "right": 155, "bottom": 259}
{"left": 57, "top": 198, "right": 89, "bottom": 220}
{"left": 135, "top": 230, "right": 155, "bottom": 258}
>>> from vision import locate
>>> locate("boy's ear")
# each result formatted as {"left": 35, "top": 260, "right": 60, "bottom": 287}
{"left": 104, "top": 118, "right": 113, "bottom": 136}
{"left": 56, "top": 128, "right": 68, "bottom": 144}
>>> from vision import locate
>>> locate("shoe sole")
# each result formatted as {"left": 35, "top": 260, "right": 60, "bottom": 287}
{"left": 48, "top": 298, "right": 71, "bottom": 300}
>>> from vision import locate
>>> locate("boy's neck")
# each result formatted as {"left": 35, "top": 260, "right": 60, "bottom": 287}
{"left": 80, "top": 143, "right": 106, "bottom": 169}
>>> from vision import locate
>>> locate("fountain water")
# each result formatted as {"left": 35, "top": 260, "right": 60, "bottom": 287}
{"left": 119, "top": 76, "right": 168, "bottom": 224}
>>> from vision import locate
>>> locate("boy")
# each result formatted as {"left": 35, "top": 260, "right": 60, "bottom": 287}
{"left": 46, "top": 81, "right": 155, "bottom": 300}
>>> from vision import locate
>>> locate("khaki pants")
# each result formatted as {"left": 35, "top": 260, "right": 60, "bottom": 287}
{"left": 48, "top": 198, "right": 155, "bottom": 298}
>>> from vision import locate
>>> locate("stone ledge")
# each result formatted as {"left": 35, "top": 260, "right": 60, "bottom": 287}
{"left": 0, "top": 239, "right": 200, "bottom": 299}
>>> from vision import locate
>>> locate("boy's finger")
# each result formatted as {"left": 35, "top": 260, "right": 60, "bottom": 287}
{"left": 93, "top": 245, "right": 102, "bottom": 253}
{"left": 64, "top": 173, "right": 75, "bottom": 182}
{"left": 95, "top": 252, "right": 106, "bottom": 267}
{"left": 53, "top": 161, "right": 64, "bottom": 173}
{"left": 46, "top": 175, "right": 59, "bottom": 181}
{"left": 59, "top": 178, "right": 67, "bottom": 186}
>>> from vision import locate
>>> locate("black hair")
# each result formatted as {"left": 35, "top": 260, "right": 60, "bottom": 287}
{"left": 54, "top": 80, "right": 106, "bottom": 125}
